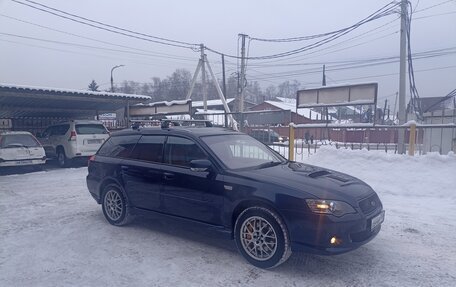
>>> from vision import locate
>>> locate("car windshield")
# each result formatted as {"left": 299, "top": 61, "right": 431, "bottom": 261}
{"left": 201, "top": 134, "right": 285, "bottom": 170}
{"left": 75, "top": 124, "right": 108, "bottom": 135}
{"left": 0, "top": 134, "right": 41, "bottom": 148}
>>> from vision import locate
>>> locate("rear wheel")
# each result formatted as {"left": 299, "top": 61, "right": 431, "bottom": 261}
{"left": 234, "top": 207, "right": 291, "bottom": 269}
{"left": 57, "top": 149, "right": 70, "bottom": 168}
{"left": 101, "top": 184, "right": 133, "bottom": 226}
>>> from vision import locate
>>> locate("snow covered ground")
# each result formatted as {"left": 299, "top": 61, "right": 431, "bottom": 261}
{"left": 1, "top": 148, "right": 456, "bottom": 286}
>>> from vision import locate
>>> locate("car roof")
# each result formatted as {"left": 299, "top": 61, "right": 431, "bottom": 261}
{"left": 0, "top": 131, "right": 33, "bottom": 136}
{"left": 111, "top": 127, "right": 243, "bottom": 137}
{"left": 50, "top": 120, "right": 103, "bottom": 125}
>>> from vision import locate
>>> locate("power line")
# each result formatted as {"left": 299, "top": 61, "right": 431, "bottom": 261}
{"left": 413, "top": 10, "right": 456, "bottom": 19}
{"left": 422, "top": 89, "right": 456, "bottom": 112}
{"left": 250, "top": 29, "right": 400, "bottom": 66}
{"left": 244, "top": 48, "right": 456, "bottom": 80}
{"left": 0, "top": 38, "right": 197, "bottom": 69}
{"left": 415, "top": 0, "right": 456, "bottom": 13}
{"left": 10, "top": 0, "right": 199, "bottom": 50}
{"left": 248, "top": 16, "right": 400, "bottom": 65}
{"left": 249, "top": 47, "right": 456, "bottom": 69}
{"left": 0, "top": 32, "right": 199, "bottom": 62}
{"left": 206, "top": 1, "right": 401, "bottom": 60}
{"left": 249, "top": 65, "right": 456, "bottom": 85}
{"left": 0, "top": 14, "right": 197, "bottom": 61}
{"left": 16, "top": 0, "right": 199, "bottom": 47}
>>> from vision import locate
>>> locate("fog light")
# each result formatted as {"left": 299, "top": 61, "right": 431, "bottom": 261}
{"left": 330, "top": 236, "right": 342, "bottom": 246}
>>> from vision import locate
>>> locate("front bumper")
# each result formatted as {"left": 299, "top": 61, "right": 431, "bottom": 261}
{"left": 282, "top": 208, "right": 384, "bottom": 255}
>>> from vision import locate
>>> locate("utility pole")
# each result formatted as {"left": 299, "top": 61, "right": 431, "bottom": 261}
{"left": 322, "top": 65, "right": 326, "bottom": 86}
{"left": 222, "top": 54, "right": 228, "bottom": 127}
{"left": 186, "top": 46, "right": 238, "bottom": 130}
{"left": 398, "top": 0, "right": 408, "bottom": 154}
{"left": 322, "top": 65, "right": 328, "bottom": 122}
{"left": 393, "top": 92, "right": 398, "bottom": 121}
{"left": 200, "top": 44, "right": 208, "bottom": 111}
{"left": 238, "top": 34, "right": 248, "bottom": 112}
{"left": 382, "top": 99, "right": 388, "bottom": 124}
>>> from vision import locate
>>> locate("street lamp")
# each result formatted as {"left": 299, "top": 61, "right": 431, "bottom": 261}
{"left": 110, "top": 64, "right": 125, "bottom": 92}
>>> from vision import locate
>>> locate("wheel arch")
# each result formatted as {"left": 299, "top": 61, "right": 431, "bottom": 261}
{"left": 231, "top": 198, "right": 285, "bottom": 237}
{"left": 98, "top": 177, "right": 130, "bottom": 205}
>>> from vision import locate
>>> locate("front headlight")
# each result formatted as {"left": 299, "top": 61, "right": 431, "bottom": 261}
{"left": 306, "top": 199, "right": 356, "bottom": 217}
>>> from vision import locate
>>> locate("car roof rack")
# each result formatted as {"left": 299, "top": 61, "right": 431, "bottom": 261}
{"left": 160, "top": 119, "right": 213, "bottom": 129}
{"left": 129, "top": 119, "right": 161, "bottom": 130}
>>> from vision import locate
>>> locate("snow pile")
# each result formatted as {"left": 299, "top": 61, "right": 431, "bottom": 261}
{"left": 1, "top": 149, "right": 456, "bottom": 286}
{"left": 303, "top": 146, "right": 456, "bottom": 198}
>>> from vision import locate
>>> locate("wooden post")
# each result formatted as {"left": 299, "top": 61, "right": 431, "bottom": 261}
{"left": 408, "top": 122, "right": 416, "bottom": 156}
{"left": 288, "top": 123, "right": 295, "bottom": 161}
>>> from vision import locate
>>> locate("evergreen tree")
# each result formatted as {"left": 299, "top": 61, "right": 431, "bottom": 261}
{"left": 88, "top": 80, "right": 99, "bottom": 91}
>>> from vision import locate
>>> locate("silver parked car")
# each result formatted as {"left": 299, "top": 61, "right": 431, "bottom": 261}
{"left": 0, "top": 131, "right": 46, "bottom": 168}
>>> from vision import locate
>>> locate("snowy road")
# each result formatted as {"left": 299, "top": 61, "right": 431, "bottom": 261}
{"left": 1, "top": 148, "right": 456, "bottom": 287}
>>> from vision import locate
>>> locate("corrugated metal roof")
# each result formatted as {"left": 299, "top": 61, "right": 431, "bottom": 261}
{"left": 0, "top": 83, "right": 150, "bottom": 100}
{"left": 0, "top": 83, "right": 150, "bottom": 118}
{"left": 264, "top": 100, "right": 333, "bottom": 120}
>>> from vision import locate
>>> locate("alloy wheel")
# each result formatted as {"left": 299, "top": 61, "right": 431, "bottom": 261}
{"left": 104, "top": 190, "right": 123, "bottom": 221}
{"left": 240, "top": 216, "right": 278, "bottom": 261}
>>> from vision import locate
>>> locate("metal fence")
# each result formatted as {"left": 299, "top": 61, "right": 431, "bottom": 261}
{"left": 103, "top": 109, "right": 456, "bottom": 157}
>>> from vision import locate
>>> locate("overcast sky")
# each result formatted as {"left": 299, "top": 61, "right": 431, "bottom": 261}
{"left": 0, "top": 0, "right": 455, "bottom": 105}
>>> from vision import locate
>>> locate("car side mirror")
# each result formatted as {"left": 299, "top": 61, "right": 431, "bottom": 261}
{"left": 190, "top": 159, "right": 212, "bottom": 172}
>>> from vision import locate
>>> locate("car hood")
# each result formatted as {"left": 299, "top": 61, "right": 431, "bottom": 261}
{"left": 233, "top": 162, "right": 375, "bottom": 201}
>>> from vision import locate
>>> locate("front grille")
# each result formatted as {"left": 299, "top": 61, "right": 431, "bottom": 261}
{"left": 359, "top": 193, "right": 381, "bottom": 214}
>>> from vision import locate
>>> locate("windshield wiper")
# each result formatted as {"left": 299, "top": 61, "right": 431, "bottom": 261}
{"left": 255, "top": 161, "right": 282, "bottom": 169}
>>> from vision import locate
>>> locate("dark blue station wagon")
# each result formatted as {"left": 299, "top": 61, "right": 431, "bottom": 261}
{"left": 86, "top": 125, "right": 384, "bottom": 268}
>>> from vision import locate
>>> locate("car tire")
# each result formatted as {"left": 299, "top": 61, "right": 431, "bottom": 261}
{"left": 101, "top": 184, "right": 133, "bottom": 226}
{"left": 234, "top": 206, "right": 291, "bottom": 269}
{"left": 57, "top": 149, "right": 70, "bottom": 168}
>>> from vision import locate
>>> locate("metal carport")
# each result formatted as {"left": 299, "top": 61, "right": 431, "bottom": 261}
{"left": 0, "top": 83, "right": 150, "bottom": 132}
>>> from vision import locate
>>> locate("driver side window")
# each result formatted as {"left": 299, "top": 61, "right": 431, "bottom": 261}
{"left": 164, "top": 136, "right": 207, "bottom": 168}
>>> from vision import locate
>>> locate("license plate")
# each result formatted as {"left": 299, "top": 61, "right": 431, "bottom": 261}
{"left": 16, "top": 160, "right": 33, "bottom": 165}
{"left": 87, "top": 139, "right": 102, "bottom": 144}
{"left": 371, "top": 210, "right": 385, "bottom": 231}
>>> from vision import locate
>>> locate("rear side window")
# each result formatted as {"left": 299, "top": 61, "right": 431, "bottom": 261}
{"left": 76, "top": 124, "right": 108, "bottom": 135}
{"left": 0, "top": 134, "right": 41, "bottom": 148}
{"left": 130, "top": 135, "right": 166, "bottom": 163}
{"left": 53, "top": 125, "right": 70, "bottom": 136}
{"left": 97, "top": 135, "right": 140, "bottom": 158}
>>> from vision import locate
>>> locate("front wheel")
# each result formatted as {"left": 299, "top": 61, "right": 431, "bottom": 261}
{"left": 234, "top": 207, "right": 291, "bottom": 269}
{"left": 101, "top": 184, "right": 133, "bottom": 226}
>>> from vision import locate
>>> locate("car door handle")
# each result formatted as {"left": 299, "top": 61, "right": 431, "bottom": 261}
{"left": 163, "top": 172, "right": 175, "bottom": 180}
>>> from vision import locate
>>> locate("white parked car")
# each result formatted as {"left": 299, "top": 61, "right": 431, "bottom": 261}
{"left": 0, "top": 131, "right": 46, "bottom": 168}
{"left": 37, "top": 120, "right": 110, "bottom": 167}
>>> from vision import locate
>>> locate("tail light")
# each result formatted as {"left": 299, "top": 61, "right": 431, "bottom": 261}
{"left": 68, "top": 130, "right": 76, "bottom": 141}
{"left": 88, "top": 155, "right": 96, "bottom": 166}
